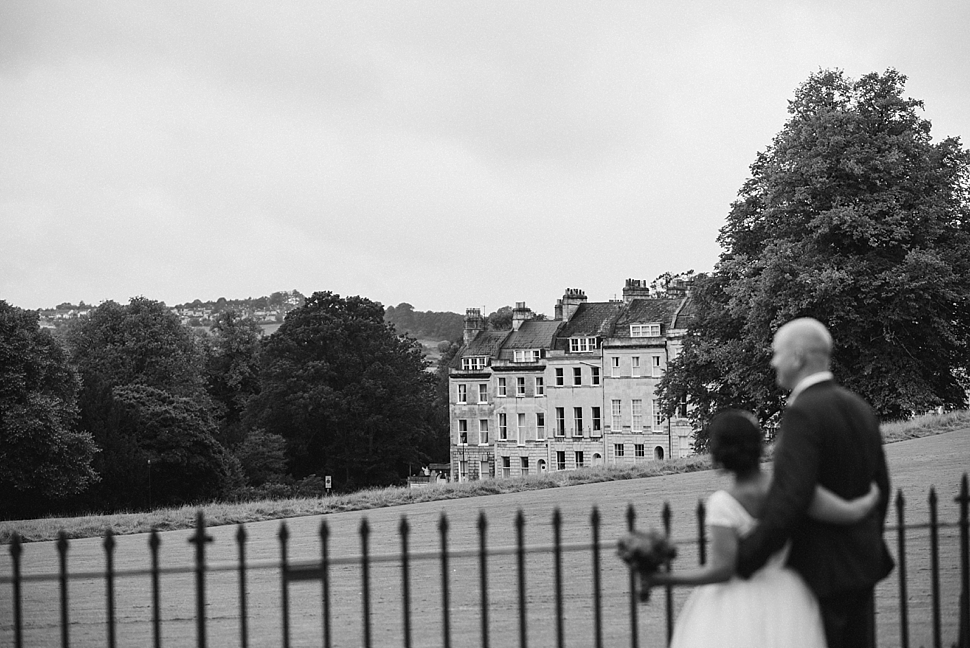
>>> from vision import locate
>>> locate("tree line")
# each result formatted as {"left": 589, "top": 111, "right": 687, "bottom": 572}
{"left": 383, "top": 303, "right": 464, "bottom": 340}
{"left": 1, "top": 292, "right": 447, "bottom": 519}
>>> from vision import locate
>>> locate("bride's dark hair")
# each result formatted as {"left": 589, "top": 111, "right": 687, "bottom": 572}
{"left": 708, "top": 410, "right": 763, "bottom": 477}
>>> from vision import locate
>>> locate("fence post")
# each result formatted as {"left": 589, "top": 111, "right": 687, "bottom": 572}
{"left": 148, "top": 528, "right": 161, "bottom": 648}
{"left": 57, "top": 530, "right": 69, "bottom": 648}
{"left": 625, "top": 504, "right": 638, "bottom": 648}
{"left": 929, "top": 488, "right": 941, "bottom": 648}
{"left": 279, "top": 522, "right": 290, "bottom": 648}
{"left": 478, "top": 511, "right": 490, "bottom": 648}
{"left": 320, "top": 520, "right": 332, "bottom": 648}
{"left": 189, "top": 510, "right": 214, "bottom": 648}
{"left": 515, "top": 509, "right": 527, "bottom": 648}
{"left": 553, "top": 508, "right": 564, "bottom": 648}
{"left": 696, "top": 499, "right": 706, "bottom": 566}
{"left": 896, "top": 490, "right": 909, "bottom": 648}
{"left": 9, "top": 533, "right": 23, "bottom": 648}
{"left": 103, "top": 529, "right": 117, "bottom": 648}
{"left": 590, "top": 507, "right": 603, "bottom": 648}
{"left": 400, "top": 516, "right": 412, "bottom": 648}
{"left": 236, "top": 525, "right": 249, "bottom": 648}
{"left": 439, "top": 513, "right": 451, "bottom": 648}
{"left": 957, "top": 474, "right": 969, "bottom": 648}
{"left": 361, "top": 517, "right": 373, "bottom": 648}
{"left": 662, "top": 502, "right": 673, "bottom": 645}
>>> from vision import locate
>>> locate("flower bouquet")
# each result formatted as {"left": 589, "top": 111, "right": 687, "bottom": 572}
{"left": 616, "top": 529, "right": 677, "bottom": 601}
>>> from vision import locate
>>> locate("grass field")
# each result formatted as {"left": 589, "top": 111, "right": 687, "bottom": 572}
{"left": 2, "top": 424, "right": 967, "bottom": 648}
{"left": 3, "top": 410, "right": 968, "bottom": 545}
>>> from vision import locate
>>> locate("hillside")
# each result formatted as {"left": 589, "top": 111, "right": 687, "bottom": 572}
{"left": 383, "top": 302, "right": 463, "bottom": 341}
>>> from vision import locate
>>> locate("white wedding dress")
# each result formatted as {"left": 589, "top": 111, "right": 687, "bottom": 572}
{"left": 669, "top": 490, "right": 827, "bottom": 648}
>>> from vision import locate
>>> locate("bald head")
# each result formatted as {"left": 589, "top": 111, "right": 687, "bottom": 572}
{"left": 770, "top": 318, "right": 833, "bottom": 390}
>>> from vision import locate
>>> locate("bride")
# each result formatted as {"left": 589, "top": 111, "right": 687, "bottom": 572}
{"left": 644, "top": 410, "right": 879, "bottom": 648}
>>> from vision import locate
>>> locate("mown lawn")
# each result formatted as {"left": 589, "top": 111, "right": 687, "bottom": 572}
{"left": 2, "top": 410, "right": 968, "bottom": 544}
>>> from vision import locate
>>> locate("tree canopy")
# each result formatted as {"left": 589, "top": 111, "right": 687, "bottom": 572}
{"left": 246, "top": 291, "right": 439, "bottom": 489}
{"left": 384, "top": 302, "right": 464, "bottom": 340}
{"left": 66, "top": 297, "right": 206, "bottom": 397}
{"left": 0, "top": 302, "right": 98, "bottom": 516}
{"left": 205, "top": 310, "right": 263, "bottom": 447}
{"left": 65, "top": 297, "right": 233, "bottom": 508}
{"left": 104, "top": 384, "right": 241, "bottom": 508}
{"left": 658, "top": 69, "right": 970, "bottom": 448}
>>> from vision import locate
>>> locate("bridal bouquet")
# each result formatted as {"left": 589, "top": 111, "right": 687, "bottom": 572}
{"left": 616, "top": 529, "right": 677, "bottom": 602}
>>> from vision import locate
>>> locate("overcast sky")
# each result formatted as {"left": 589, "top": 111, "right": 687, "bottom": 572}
{"left": 2, "top": 1, "right": 968, "bottom": 316}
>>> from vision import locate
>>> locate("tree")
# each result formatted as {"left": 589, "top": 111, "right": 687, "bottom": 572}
{"left": 234, "top": 428, "right": 287, "bottom": 486}
{"left": 67, "top": 297, "right": 206, "bottom": 398}
{"left": 658, "top": 69, "right": 970, "bottom": 449}
{"left": 101, "top": 385, "right": 241, "bottom": 508}
{"left": 66, "top": 298, "right": 228, "bottom": 509}
{"left": 385, "top": 303, "right": 464, "bottom": 340}
{"left": 0, "top": 302, "right": 99, "bottom": 517}
{"left": 651, "top": 270, "right": 695, "bottom": 298}
{"left": 385, "top": 302, "right": 415, "bottom": 334}
{"left": 205, "top": 310, "right": 262, "bottom": 448}
{"left": 429, "top": 340, "right": 461, "bottom": 462}
{"left": 245, "top": 291, "right": 439, "bottom": 489}
{"left": 486, "top": 306, "right": 514, "bottom": 331}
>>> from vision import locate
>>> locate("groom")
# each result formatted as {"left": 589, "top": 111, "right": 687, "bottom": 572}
{"left": 736, "top": 318, "right": 894, "bottom": 648}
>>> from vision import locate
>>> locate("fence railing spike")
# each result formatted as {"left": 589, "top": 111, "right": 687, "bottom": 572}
{"left": 103, "top": 528, "right": 117, "bottom": 648}
{"left": 57, "top": 529, "right": 69, "bottom": 648}
{"left": 478, "top": 510, "right": 490, "bottom": 648}
{"left": 896, "top": 489, "right": 910, "bottom": 648}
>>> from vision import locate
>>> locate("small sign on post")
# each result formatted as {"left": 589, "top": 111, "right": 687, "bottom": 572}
{"left": 325, "top": 475, "right": 332, "bottom": 496}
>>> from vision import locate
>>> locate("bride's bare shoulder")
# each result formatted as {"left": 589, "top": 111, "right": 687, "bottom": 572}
{"left": 728, "top": 476, "right": 769, "bottom": 518}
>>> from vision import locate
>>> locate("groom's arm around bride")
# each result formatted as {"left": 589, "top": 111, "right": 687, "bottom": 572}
{"left": 735, "top": 318, "right": 894, "bottom": 648}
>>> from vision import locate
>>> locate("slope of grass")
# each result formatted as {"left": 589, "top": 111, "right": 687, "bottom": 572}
{"left": 3, "top": 410, "right": 968, "bottom": 544}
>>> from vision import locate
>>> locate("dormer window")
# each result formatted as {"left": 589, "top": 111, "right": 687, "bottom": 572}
{"left": 462, "top": 356, "right": 488, "bottom": 371}
{"left": 569, "top": 337, "right": 598, "bottom": 353}
{"left": 630, "top": 323, "right": 661, "bottom": 337}
{"left": 513, "top": 349, "right": 541, "bottom": 363}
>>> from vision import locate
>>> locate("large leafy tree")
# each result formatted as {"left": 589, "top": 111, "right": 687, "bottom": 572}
{"left": 103, "top": 384, "right": 240, "bottom": 508}
{"left": 66, "top": 297, "right": 235, "bottom": 509}
{"left": 67, "top": 297, "right": 206, "bottom": 397}
{"left": 0, "top": 302, "right": 99, "bottom": 517}
{"left": 246, "top": 291, "right": 439, "bottom": 489}
{"left": 205, "top": 310, "right": 263, "bottom": 448}
{"left": 659, "top": 69, "right": 970, "bottom": 449}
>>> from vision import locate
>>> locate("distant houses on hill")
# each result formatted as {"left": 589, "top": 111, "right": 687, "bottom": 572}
{"left": 34, "top": 292, "right": 468, "bottom": 343}
{"left": 36, "top": 290, "right": 306, "bottom": 329}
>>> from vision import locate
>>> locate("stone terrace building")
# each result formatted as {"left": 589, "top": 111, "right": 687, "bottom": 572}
{"left": 450, "top": 280, "right": 695, "bottom": 482}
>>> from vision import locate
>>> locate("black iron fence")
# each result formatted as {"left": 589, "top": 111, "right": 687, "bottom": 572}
{"left": 3, "top": 475, "right": 969, "bottom": 648}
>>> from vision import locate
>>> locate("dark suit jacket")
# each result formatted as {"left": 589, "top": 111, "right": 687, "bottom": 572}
{"left": 736, "top": 380, "right": 894, "bottom": 598}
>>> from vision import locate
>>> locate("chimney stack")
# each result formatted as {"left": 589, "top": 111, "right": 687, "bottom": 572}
{"left": 464, "top": 308, "right": 484, "bottom": 345}
{"left": 557, "top": 288, "right": 587, "bottom": 323}
{"left": 512, "top": 302, "right": 533, "bottom": 331}
{"left": 622, "top": 278, "right": 652, "bottom": 303}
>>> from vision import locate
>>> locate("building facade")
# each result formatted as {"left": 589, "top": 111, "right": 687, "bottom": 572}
{"left": 449, "top": 280, "right": 695, "bottom": 481}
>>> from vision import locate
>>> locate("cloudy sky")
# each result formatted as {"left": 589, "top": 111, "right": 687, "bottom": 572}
{"left": 2, "top": 1, "right": 968, "bottom": 316}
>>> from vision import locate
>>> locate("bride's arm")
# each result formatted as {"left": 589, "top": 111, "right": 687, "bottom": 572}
{"left": 647, "top": 525, "right": 736, "bottom": 587}
{"left": 808, "top": 482, "right": 879, "bottom": 524}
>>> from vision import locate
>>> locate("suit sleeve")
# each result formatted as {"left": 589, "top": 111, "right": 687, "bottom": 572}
{"left": 736, "top": 406, "right": 820, "bottom": 577}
